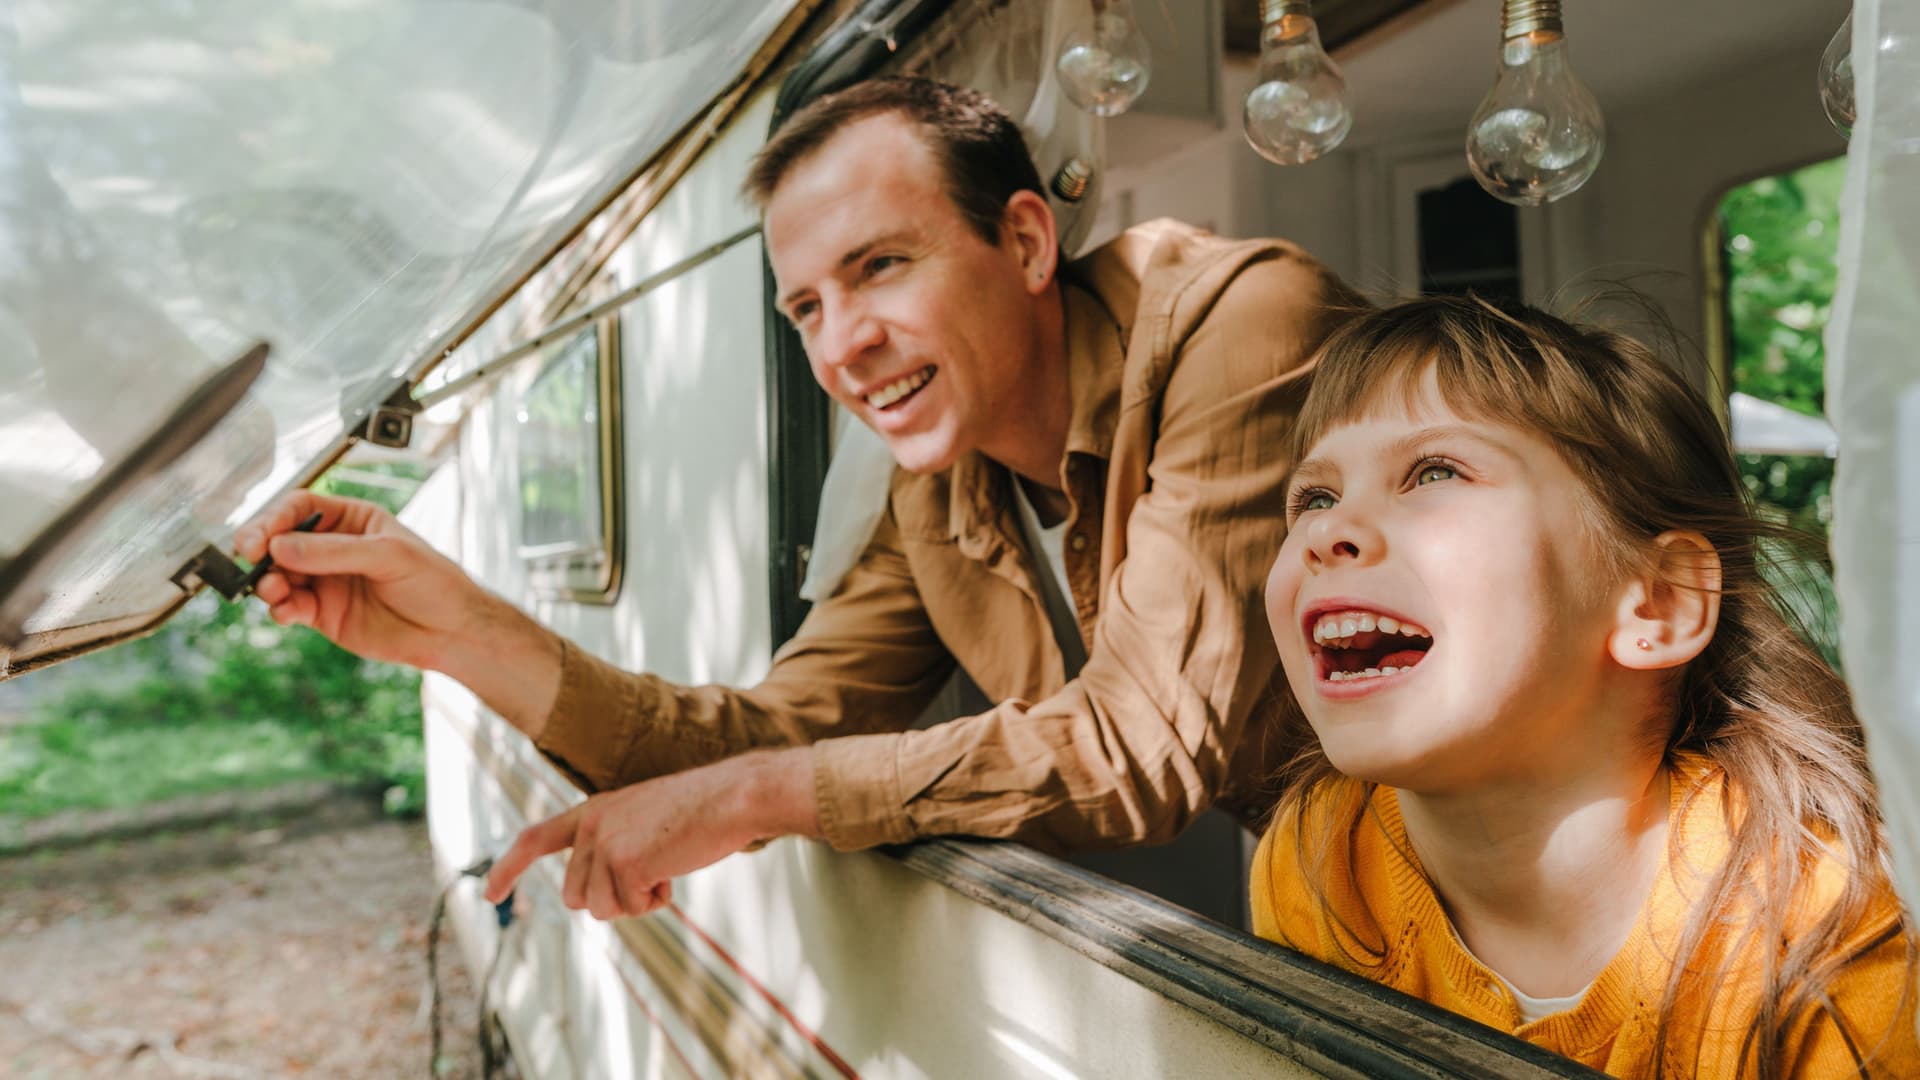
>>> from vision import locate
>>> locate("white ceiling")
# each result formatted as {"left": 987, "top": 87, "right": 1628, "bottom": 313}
{"left": 1323, "top": 0, "right": 1848, "bottom": 147}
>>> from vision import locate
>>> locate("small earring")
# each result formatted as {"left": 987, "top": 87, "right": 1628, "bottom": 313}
{"left": 1635, "top": 638, "right": 1653, "bottom": 651}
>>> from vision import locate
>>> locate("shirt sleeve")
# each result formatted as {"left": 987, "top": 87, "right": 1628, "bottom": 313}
{"left": 812, "top": 253, "right": 1349, "bottom": 851}
{"left": 532, "top": 508, "right": 957, "bottom": 795}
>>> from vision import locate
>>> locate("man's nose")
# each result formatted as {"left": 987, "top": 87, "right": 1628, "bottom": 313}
{"left": 1303, "top": 502, "right": 1385, "bottom": 571}
{"left": 815, "top": 296, "right": 886, "bottom": 372}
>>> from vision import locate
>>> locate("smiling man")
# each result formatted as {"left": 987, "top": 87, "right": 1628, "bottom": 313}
{"left": 240, "top": 78, "right": 1361, "bottom": 919}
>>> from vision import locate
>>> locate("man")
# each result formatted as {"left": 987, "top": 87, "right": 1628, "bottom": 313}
{"left": 238, "top": 78, "right": 1358, "bottom": 920}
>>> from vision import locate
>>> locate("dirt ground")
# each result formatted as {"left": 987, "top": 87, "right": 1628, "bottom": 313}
{"left": 0, "top": 799, "right": 487, "bottom": 1079}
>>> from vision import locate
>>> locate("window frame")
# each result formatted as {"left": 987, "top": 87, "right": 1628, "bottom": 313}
{"left": 514, "top": 315, "right": 626, "bottom": 605}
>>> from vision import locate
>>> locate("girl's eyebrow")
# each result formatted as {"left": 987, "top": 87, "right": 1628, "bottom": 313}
{"left": 1287, "top": 456, "right": 1338, "bottom": 491}
{"left": 1287, "top": 423, "right": 1522, "bottom": 490}
{"left": 1388, "top": 424, "right": 1523, "bottom": 465}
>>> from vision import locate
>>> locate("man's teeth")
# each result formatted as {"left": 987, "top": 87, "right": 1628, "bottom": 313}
{"left": 866, "top": 366, "right": 934, "bottom": 409}
{"left": 1311, "top": 610, "right": 1430, "bottom": 646}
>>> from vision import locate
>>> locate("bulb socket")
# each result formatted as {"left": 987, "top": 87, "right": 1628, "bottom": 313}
{"left": 1050, "top": 158, "right": 1095, "bottom": 203}
{"left": 1260, "top": 0, "right": 1314, "bottom": 24}
{"left": 1501, "top": 0, "right": 1563, "bottom": 38}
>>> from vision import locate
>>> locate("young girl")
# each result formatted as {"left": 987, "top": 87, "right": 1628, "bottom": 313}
{"left": 1251, "top": 295, "right": 1917, "bottom": 1078}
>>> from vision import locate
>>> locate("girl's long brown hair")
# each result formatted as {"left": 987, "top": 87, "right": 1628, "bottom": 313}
{"left": 1271, "top": 294, "right": 1911, "bottom": 1077}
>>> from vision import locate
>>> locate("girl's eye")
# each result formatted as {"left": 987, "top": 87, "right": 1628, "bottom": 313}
{"left": 1289, "top": 488, "right": 1336, "bottom": 517}
{"left": 1415, "top": 462, "right": 1457, "bottom": 486}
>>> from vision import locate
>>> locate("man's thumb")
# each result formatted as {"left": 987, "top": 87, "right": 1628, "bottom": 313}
{"left": 268, "top": 531, "right": 406, "bottom": 579}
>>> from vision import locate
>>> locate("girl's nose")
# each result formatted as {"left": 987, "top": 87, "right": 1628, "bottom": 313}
{"left": 1303, "top": 504, "right": 1385, "bottom": 571}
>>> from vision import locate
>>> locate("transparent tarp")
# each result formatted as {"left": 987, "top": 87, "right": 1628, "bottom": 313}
{"left": 1826, "top": 0, "right": 1920, "bottom": 945}
{"left": 0, "top": 0, "right": 798, "bottom": 655}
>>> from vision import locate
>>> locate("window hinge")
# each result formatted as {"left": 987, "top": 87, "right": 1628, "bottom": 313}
{"left": 360, "top": 385, "right": 421, "bottom": 448}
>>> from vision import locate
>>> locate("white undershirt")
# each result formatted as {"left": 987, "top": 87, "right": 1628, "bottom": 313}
{"left": 1011, "top": 480, "right": 1088, "bottom": 678}
{"left": 1497, "top": 973, "right": 1590, "bottom": 1025}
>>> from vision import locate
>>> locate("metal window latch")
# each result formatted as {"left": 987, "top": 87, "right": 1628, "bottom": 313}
{"left": 361, "top": 385, "right": 421, "bottom": 448}
{"left": 170, "top": 511, "right": 323, "bottom": 602}
{"left": 171, "top": 546, "right": 253, "bottom": 600}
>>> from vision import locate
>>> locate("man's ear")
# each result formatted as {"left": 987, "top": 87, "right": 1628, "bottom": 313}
{"left": 1608, "top": 529, "right": 1722, "bottom": 670}
{"left": 1001, "top": 189, "right": 1059, "bottom": 296}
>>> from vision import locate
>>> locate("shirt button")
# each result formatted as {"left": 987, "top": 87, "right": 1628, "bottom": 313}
{"left": 1069, "top": 533, "right": 1088, "bottom": 552}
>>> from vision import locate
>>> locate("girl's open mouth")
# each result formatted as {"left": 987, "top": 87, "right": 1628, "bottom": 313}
{"left": 1303, "top": 606, "right": 1434, "bottom": 694}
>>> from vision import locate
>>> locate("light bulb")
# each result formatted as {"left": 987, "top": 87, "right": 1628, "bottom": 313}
{"left": 1242, "top": 0, "right": 1352, "bottom": 165}
{"left": 1465, "top": 0, "right": 1605, "bottom": 207}
{"left": 1820, "top": 13, "right": 1855, "bottom": 138}
{"left": 1055, "top": 0, "right": 1152, "bottom": 117}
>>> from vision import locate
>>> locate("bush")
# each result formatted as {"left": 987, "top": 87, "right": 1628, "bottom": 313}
{"left": 20, "top": 463, "right": 434, "bottom": 819}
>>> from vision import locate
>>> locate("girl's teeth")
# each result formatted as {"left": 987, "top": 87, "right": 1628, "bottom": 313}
{"left": 1376, "top": 616, "right": 1399, "bottom": 634}
{"left": 1327, "top": 666, "right": 1410, "bottom": 683}
{"left": 1340, "top": 618, "right": 1358, "bottom": 637}
{"left": 1357, "top": 614, "right": 1376, "bottom": 632}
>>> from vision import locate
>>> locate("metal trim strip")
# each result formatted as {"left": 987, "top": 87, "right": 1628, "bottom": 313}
{"left": 886, "top": 840, "right": 1608, "bottom": 1079}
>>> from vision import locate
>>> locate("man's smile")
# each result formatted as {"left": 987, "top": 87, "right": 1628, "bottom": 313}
{"left": 863, "top": 364, "right": 937, "bottom": 411}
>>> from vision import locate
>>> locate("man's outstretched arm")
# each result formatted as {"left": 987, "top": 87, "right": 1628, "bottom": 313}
{"left": 239, "top": 490, "right": 955, "bottom": 920}
{"left": 481, "top": 744, "right": 822, "bottom": 917}
{"left": 237, "top": 491, "right": 565, "bottom": 737}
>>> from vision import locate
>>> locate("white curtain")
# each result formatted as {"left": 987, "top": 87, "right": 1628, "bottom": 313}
{"left": 1825, "top": 0, "right": 1920, "bottom": 938}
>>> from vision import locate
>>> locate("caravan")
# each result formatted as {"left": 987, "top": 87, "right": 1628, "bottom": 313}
{"left": 2, "top": 1, "right": 1913, "bottom": 1076}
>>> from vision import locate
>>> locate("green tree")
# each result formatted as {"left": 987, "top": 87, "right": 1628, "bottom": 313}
{"left": 9, "top": 462, "right": 433, "bottom": 819}
{"left": 1717, "top": 157, "right": 1845, "bottom": 663}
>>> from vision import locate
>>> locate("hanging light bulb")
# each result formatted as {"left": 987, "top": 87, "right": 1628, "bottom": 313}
{"left": 1242, "top": 0, "right": 1352, "bottom": 165}
{"left": 1819, "top": 13, "right": 1856, "bottom": 138}
{"left": 1055, "top": 0, "right": 1152, "bottom": 117}
{"left": 1465, "top": 0, "right": 1605, "bottom": 207}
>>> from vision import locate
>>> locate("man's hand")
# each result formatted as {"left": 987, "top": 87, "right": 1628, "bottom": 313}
{"left": 484, "top": 747, "right": 822, "bottom": 920}
{"left": 235, "top": 491, "right": 563, "bottom": 734}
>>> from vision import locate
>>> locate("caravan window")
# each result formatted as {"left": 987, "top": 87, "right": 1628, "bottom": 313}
{"left": 1714, "top": 156, "right": 1846, "bottom": 660}
{"left": 514, "top": 319, "right": 624, "bottom": 603}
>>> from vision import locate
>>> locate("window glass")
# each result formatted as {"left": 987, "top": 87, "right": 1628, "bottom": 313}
{"left": 1716, "top": 156, "right": 1847, "bottom": 662}
{"left": 0, "top": 0, "right": 798, "bottom": 647}
{"left": 515, "top": 321, "right": 620, "bottom": 601}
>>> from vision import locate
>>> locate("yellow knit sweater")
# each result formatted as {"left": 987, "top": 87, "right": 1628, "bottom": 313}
{"left": 1249, "top": 755, "right": 1918, "bottom": 1077}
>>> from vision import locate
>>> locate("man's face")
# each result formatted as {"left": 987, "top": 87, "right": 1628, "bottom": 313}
{"left": 765, "top": 114, "right": 1047, "bottom": 475}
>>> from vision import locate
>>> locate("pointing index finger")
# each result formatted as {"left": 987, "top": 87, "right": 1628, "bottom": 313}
{"left": 485, "top": 804, "right": 584, "bottom": 903}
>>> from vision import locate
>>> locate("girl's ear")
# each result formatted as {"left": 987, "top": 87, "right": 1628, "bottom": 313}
{"left": 1609, "top": 530, "right": 1722, "bottom": 670}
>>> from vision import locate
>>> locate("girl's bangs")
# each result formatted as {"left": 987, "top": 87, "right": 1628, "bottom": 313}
{"left": 1291, "top": 302, "right": 1553, "bottom": 465}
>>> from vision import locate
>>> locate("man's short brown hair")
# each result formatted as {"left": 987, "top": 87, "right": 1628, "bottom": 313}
{"left": 742, "top": 77, "right": 1043, "bottom": 246}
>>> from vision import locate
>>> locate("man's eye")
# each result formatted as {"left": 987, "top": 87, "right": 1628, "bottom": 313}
{"left": 789, "top": 300, "right": 819, "bottom": 324}
{"left": 866, "top": 254, "right": 904, "bottom": 276}
{"left": 1415, "top": 463, "right": 1457, "bottom": 486}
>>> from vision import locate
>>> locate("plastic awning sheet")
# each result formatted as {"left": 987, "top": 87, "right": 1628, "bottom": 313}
{"left": 0, "top": 0, "right": 798, "bottom": 654}
{"left": 1825, "top": 0, "right": 1920, "bottom": 963}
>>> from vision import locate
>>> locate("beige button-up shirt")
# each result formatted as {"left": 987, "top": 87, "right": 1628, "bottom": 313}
{"left": 535, "top": 219, "right": 1359, "bottom": 853}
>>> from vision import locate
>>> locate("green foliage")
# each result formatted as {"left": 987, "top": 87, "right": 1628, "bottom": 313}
{"left": 0, "top": 714, "right": 333, "bottom": 819}
{"left": 20, "top": 593, "right": 427, "bottom": 818}
{"left": 1719, "top": 157, "right": 1846, "bottom": 419}
{"left": 312, "top": 461, "right": 430, "bottom": 516}
{"left": 1718, "top": 158, "right": 1845, "bottom": 666}
{"left": 7, "top": 461, "right": 434, "bottom": 822}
